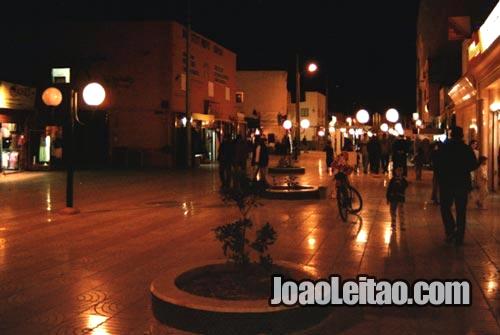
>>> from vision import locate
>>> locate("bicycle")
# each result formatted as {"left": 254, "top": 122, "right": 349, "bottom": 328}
{"left": 334, "top": 171, "right": 363, "bottom": 221}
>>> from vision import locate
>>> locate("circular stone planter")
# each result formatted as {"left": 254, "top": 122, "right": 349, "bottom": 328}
{"left": 151, "top": 259, "right": 329, "bottom": 334}
{"left": 262, "top": 185, "right": 320, "bottom": 200}
{"left": 268, "top": 166, "right": 306, "bottom": 174}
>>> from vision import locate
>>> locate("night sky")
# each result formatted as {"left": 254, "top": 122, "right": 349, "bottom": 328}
{"left": 1, "top": 0, "right": 419, "bottom": 116}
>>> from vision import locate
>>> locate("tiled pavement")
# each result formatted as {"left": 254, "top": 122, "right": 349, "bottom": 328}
{"left": 0, "top": 152, "right": 498, "bottom": 334}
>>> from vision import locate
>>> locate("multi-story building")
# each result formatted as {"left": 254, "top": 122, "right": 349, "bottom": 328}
{"left": 49, "top": 21, "right": 237, "bottom": 167}
{"left": 235, "top": 71, "right": 288, "bottom": 142}
{"left": 416, "top": 0, "right": 496, "bottom": 127}
{"left": 287, "top": 91, "right": 326, "bottom": 142}
{"left": 448, "top": 2, "right": 500, "bottom": 191}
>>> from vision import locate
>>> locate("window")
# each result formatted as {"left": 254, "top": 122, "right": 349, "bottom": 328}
{"left": 235, "top": 91, "right": 244, "bottom": 103}
{"left": 213, "top": 45, "right": 223, "bottom": 56}
{"left": 202, "top": 39, "right": 210, "bottom": 49}
{"left": 300, "top": 108, "right": 309, "bottom": 117}
{"left": 208, "top": 81, "right": 214, "bottom": 97}
{"left": 225, "top": 87, "right": 230, "bottom": 101}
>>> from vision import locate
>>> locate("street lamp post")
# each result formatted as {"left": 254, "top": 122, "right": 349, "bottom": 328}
{"left": 42, "top": 82, "right": 105, "bottom": 214}
{"left": 294, "top": 54, "right": 301, "bottom": 161}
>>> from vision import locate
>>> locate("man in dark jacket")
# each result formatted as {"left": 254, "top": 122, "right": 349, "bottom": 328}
{"left": 392, "top": 135, "right": 409, "bottom": 176}
{"left": 218, "top": 135, "right": 234, "bottom": 189}
{"left": 436, "top": 127, "right": 479, "bottom": 245}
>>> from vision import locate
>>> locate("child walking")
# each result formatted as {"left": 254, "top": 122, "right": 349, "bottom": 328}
{"left": 473, "top": 156, "right": 488, "bottom": 209}
{"left": 387, "top": 167, "right": 408, "bottom": 230}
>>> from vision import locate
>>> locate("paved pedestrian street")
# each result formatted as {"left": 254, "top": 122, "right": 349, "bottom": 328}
{"left": 0, "top": 152, "right": 498, "bottom": 334}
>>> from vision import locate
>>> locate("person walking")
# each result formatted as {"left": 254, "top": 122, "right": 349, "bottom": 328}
{"left": 252, "top": 136, "right": 270, "bottom": 186}
{"left": 471, "top": 156, "right": 489, "bottom": 209}
{"left": 386, "top": 167, "right": 408, "bottom": 231}
{"left": 359, "top": 134, "right": 369, "bottom": 174}
{"left": 218, "top": 134, "right": 234, "bottom": 189}
{"left": 367, "top": 135, "right": 381, "bottom": 174}
{"left": 233, "top": 135, "right": 249, "bottom": 174}
{"left": 324, "top": 140, "right": 334, "bottom": 173}
{"left": 380, "top": 133, "right": 390, "bottom": 174}
{"left": 430, "top": 141, "right": 441, "bottom": 204}
{"left": 436, "top": 127, "right": 480, "bottom": 246}
{"left": 392, "top": 135, "right": 409, "bottom": 176}
{"left": 414, "top": 146, "right": 424, "bottom": 181}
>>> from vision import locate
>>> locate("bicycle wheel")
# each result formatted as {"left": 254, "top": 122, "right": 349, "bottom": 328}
{"left": 337, "top": 189, "right": 349, "bottom": 221}
{"left": 348, "top": 186, "right": 363, "bottom": 213}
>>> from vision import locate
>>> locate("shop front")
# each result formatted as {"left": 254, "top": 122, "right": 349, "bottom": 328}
{"left": 0, "top": 81, "right": 36, "bottom": 173}
{"left": 448, "top": 1, "right": 500, "bottom": 191}
{"left": 174, "top": 112, "right": 217, "bottom": 166}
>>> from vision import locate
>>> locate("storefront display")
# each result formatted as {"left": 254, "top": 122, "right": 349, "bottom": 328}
{"left": 29, "top": 126, "right": 63, "bottom": 169}
{"left": 1, "top": 123, "right": 24, "bottom": 171}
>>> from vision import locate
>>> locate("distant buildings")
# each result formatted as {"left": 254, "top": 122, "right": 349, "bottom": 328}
{"left": 50, "top": 21, "right": 237, "bottom": 168}
{"left": 287, "top": 91, "right": 327, "bottom": 142}
{"left": 235, "top": 71, "right": 288, "bottom": 142}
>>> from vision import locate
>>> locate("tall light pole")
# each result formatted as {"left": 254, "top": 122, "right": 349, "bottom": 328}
{"left": 185, "top": 0, "right": 192, "bottom": 168}
{"left": 42, "top": 82, "right": 105, "bottom": 214}
{"left": 294, "top": 53, "right": 301, "bottom": 161}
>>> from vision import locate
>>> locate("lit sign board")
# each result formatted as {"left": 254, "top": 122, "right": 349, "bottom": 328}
{"left": 51, "top": 68, "right": 71, "bottom": 84}
{"left": 0, "top": 81, "right": 36, "bottom": 110}
{"left": 479, "top": 1, "right": 500, "bottom": 52}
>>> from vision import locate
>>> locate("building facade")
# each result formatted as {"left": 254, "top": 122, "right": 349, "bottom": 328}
{"left": 53, "top": 21, "right": 237, "bottom": 167}
{"left": 287, "top": 91, "right": 326, "bottom": 142}
{"left": 0, "top": 81, "right": 36, "bottom": 172}
{"left": 448, "top": 2, "right": 500, "bottom": 191}
{"left": 235, "top": 71, "right": 288, "bottom": 142}
{"left": 416, "top": 0, "right": 497, "bottom": 127}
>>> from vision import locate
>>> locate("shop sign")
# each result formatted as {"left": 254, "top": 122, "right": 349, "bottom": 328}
{"left": 479, "top": 1, "right": 500, "bottom": 52}
{"left": 0, "top": 81, "right": 36, "bottom": 110}
{"left": 51, "top": 67, "right": 71, "bottom": 83}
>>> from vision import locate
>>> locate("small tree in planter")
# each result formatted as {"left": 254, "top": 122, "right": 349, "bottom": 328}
{"left": 214, "top": 172, "right": 277, "bottom": 267}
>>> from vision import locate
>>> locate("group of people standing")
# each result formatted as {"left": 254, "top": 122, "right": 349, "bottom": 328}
{"left": 217, "top": 134, "right": 270, "bottom": 189}
{"left": 326, "top": 133, "right": 410, "bottom": 176}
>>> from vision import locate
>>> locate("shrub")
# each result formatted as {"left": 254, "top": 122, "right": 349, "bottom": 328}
{"left": 214, "top": 171, "right": 277, "bottom": 267}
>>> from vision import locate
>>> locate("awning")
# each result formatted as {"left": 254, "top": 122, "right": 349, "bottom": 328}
{"left": 448, "top": 76, "right": 476, "bottom": 105}
{"left": 192, "top": 113, "right": 214, "bottom": 122}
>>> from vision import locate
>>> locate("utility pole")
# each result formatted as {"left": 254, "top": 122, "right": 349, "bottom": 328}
{"left": 185, "top": 0, "right": 192, "bottom": 168}
{"left": 294, "top": 53, "right": 301, "bottom": 160}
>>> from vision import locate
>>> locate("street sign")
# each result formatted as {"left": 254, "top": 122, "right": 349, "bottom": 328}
{"left": 51, "top": 68, "right": 71, "bottom": 84}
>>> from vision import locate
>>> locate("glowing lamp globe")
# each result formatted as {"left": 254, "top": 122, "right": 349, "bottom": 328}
{"left": 42, "top": 87, "right": 63, "bottom": 107}
{"left": 82, "top": 82, "right": 106, "bottom": 106}
{"left": 355, "top": 128, "right": 363, "bottom": 136}
{"left": 348, "top": 128, "right": 355, "bottom": 135}
{"left": 416, "top": 119, "right": 423, "bottom": 127}
{"left": 283, "top": 120, "right": 292, "bottom": 130}
{"left": 356, "top": 109, "right": 370, "bottom": 124}
{"left": 346, "top": 117, "right": 353, "bottom": 125}
{"left": 412, "top": 112, "right": 419, "bottom": 121}
{"left": 329, "top": 126, "right": 335, "bottom": 133}
{"left": 255, "top": 128, "right": 261, "bottom": 136}
{"left": 380, "top": 123, "right": 389, "bottom": 132}
{"left": 300, "top": 119, "right": 310, "bottom": 129}
{"left": 318, "top": 130, "right": 325, "bottom": 137}
{"left": 490, "top": 102, "right": 500, "bottom": 112}
{"left": 307, "top": 63, "right": 318, "bottom": 73}
{"left": 367, "top": 131, "right": 373, "bottom": 137}
{"left": 385, "top": 108, "right": 399, "bottom": 123}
